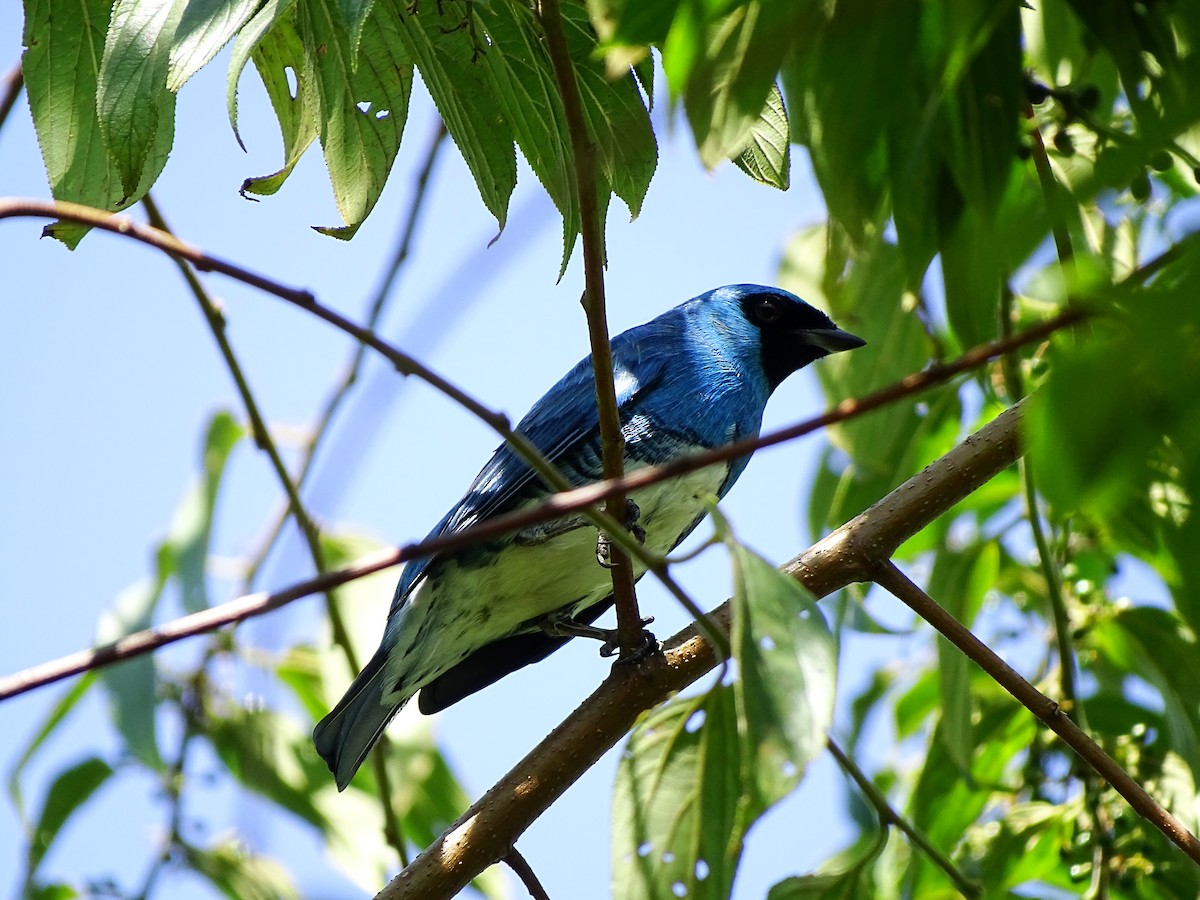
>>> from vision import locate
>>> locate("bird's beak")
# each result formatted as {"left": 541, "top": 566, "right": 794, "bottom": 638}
{"left": 804, "top": 327, "right": 867, "bottom": 354}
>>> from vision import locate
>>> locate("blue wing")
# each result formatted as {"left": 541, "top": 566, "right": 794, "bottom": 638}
{"left": 391, "top": 321, "right": 677, "bottom": 606}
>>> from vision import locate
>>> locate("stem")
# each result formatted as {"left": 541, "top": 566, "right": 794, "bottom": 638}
{"left": 504, "top": 846, "right": 552, "bottom": 900}
{"left": 0, "top": 62, "right": 22, "bottom": 134}
{"left": 826, "top": 737, "right": 979, "bottom": 898}
{"left": 538, "top": 0, "right": 642, "bottom": 657}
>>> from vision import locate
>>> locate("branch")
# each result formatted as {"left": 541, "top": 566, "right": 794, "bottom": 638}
{"left": 826, "top": 737, "right": 979, "bottom": 898}
{"left": 378, "top": 402, "right": 1029, "bottom": 899}
{"left": 0, "top": 62, "right": 22, "bottom": 134}
{"left": 0, "top": 315, "right": 1081, "bottom": 702}
{"left": 538, "top": 0, "right": 642, "bottom": 656}
{"left": 871, "top": 562, "right": 1200, "bottom": 865}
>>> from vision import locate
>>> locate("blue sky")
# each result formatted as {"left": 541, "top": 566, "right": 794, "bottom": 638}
{"left": 0, "top": 11, "right": 919, "bottom": 897}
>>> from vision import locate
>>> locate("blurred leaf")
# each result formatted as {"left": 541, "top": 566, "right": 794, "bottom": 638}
{"left": 8, "top": 673, "right": 97, "bottom": 823}
{"left": 97, "top": 575, "right": 166, "bottom": 771}
{"left": 929, "top": 541, "right": 1000, "bottom": 773}
{"left": 732, "top": 82, "right": 790, "bottom": 190}
{"left": 207, "top": 705, "right": 328, "bottom": 829}
{"left": 168, "top": 0, "right": 261, "bottom": 91}
{"left": 23, "top": 756, "right": 113, "bottom": 883}
{"left": 396, "top": 1, "right": 516, "bottom": 231}
{"left": 766, "top": 831, "right": 885, "bottom": 899}
{"left": 184, "top": 840, "right": 298, "bottom": 900}
{"left": 169, "top": 411, "right": 243, "bottom": 614}
{"left": 96, "top": 0, "right": 182, "bottom": 196}
{"left": 301, "top": 0, "right": 414, "bottom": 238}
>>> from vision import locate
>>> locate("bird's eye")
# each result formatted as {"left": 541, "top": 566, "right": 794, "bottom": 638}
{"left": 754, "top": 297, "right": 781, "bottom": 324}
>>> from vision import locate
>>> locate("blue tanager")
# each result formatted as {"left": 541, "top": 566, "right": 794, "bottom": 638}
{"left": 314, "top": 284, "right": 864, "bottom": 789}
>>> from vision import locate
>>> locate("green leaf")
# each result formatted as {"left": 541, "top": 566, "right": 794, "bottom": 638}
{"left": 168, "top": 0, "right": 262, "bottom": 91}
{"left": 476, "top": 0, "right": 580, "bottom": 270}
{"left": 613, "top": 686, "right": 743, "bottom": 900}
{"left": 227, "top": 0, "right": 301, "bottom": 149}
{"left": 21, "top": 0, "right": 171, "bottom": 246}
{"left": 8, "top": 673, "right": 97, "bottom": 823}
{"left": 928, "top": 541, "right": 1000, "bottom": 773}
{"left": 673, "top": 1, "right": 802, "bottom": 170}
{"left": 96, "top": 577, "right": 166, "bottom": 771}
{"left": 395, "top": 1, "right": 516, "bottom": 230}
{"left": 301, "top": 0, "right": 414, "bottom": 238}
{"left": 729, "top": 540, "right": 837, "bottom": 817}
{"left": 168, "top": 411, "right": 243, "bottom": 614}
{"left": 184, "top": 840, "right": 298, "bottom": 900}
{"left": 731, "top": 82, "right": 790, "bottom": 190}
{"left": 766, "top": 832, "right": 885, "bottom": 899}
{"left": 23, "top": 757, "right": 113, "bottom": 882}
{"left": 207, "top": 706, "right": 328, "bottom": 829}
{"left": 96, "top": 0, "right": 184, "bottom": 196}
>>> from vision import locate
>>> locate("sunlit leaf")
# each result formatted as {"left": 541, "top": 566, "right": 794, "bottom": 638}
{"left": 23, "top": 756, "right": 113, "bottom": 882}
{"left": 732, "top": 82, "right": 790, "bottom": 190}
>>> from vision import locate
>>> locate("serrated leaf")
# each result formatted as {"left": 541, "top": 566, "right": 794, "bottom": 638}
{"left": 96, "top": 577, "right": 167, "bottom": 771}
{"left": 23, "top": 757, "right": 113, "bottom": 882}
{"left": 96, "top": 0, "right": 184, "bottom": 196}
{"left": 168, "top": 0, "right": 261, "bottom": 91}
{"left": 241, "top": 9, "right": 317, "bottom": 195}
{"left": 184, "top": 840, "right": 298, "bottom": 900}
{"left": 227, "top": 0, "right": 300, "bottom": 148}
{"left": 613, "top": 687, "right": 742, "bottom": 900}
{"left": 22, "top": 0, "right": 172, "bottom": 246}
{"left": 395, "top": 1, "right": 516, "bottom": 230}
{"left": 168, "top": 411, "right": 243, "bottom": 614}
{"left": 301, "top": 0, "right": 414, "bottom": 237}
{"left": 732, "top": 82, "right": 790, "bottom": 190}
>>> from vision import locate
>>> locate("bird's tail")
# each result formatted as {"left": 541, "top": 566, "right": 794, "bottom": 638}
{"left": 313, "top": 649, "right": 413, "bottom": 791}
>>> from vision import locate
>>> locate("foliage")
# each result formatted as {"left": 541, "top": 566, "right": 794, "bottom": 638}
{"left": 9, "top": 0, "right": 1200, "bottom": 898}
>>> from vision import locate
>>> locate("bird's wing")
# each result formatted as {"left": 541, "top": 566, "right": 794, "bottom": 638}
{"left": 391, "top": 329, "right": 673, "bottom": 608}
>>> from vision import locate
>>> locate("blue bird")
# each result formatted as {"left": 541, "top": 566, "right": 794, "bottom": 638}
{"left": 314, "top": 284, "right": 864, "bottom": 789}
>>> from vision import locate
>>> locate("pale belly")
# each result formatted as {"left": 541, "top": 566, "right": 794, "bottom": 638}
{"left": 381, "top": 463, "right": 728, "bottom": 700}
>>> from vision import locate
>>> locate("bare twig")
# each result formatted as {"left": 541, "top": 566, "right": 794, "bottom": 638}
{"left": 1026, "top": 103, "right": 1075, "bottom": 264}
{"left": 538, "top": 0, "right": 642, "bottom": 657}
{"left": 0, "top": 62, "right": 22, "bottom": 134}
{"left": 826, "top": 737, "right": 980, "bottom": 898}
{"left": 503, "top": 846, "right": 552, "bottom": 900}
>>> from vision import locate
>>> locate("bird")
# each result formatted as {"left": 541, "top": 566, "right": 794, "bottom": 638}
{"left": 313, "top": 284, "right": 865, "bottom": 789}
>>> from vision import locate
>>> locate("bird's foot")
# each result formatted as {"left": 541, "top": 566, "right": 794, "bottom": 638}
{"left": 537, "top": 610, "right": 656, "bottom": 658}
{"left": 595, "top": 499, "right": 647, "bottom": 568}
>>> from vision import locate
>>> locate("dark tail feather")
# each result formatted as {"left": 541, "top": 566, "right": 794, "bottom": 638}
{"left": 313, "top": 649, "right": 411, "bottom": 790}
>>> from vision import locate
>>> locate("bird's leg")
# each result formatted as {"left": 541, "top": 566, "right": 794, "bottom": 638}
{"left": 537, "top": 609, "right": 656, "bottom": 658}
{"left": 596, "top": 499, "right": 647, "bottom": 568}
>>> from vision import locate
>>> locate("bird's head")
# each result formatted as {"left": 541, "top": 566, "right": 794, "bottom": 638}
{"left": 710, "top": 284, "right": 866, "bottom": 391}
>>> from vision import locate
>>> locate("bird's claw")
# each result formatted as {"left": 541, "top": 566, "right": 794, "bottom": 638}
{"left": 596, "top": 499, "right": 646, "bottom": 568}
{"left": 538, "top": 612, "right": 656, "bottom": 659}
{"left": 599, "top": 617, "right": 656, "bottom": 658}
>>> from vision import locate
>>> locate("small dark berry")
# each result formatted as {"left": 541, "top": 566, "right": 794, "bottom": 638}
{"left": 1150, "top": 150, "right": 1173, "bottom": 172}
{"left": 1054, "top": 130, "right": 1075, "bottom": 156}
{"left": 1130, "top": 171, "right": 1152, "bottom": 202}
{"left": 1026, "top": 80, "right": 1051, "bottom": 105}
{"left": 1016, "top": 143, "right": 1032, "bottom": 160}
{"left": 1077, "top": 85, "right": 1101, "bottom": 110}
{"left": 1193, "top": 166, "right": 1200, "bottom": 185}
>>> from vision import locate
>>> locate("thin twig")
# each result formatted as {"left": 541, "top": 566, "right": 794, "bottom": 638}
{"left": 538, "top": 0, "right": 642, "bottom": 657}
{"left": 826, "top": 737, "right": 979, "bottom": 898}
{"left": 872, "top": 561, "right": 1200, "bottom": 865}
{"left": 1026, "top": 103, "right": 1075, "bottom": 264}
{"left": 504, "top": 846, "right": 552, "bottom": 900}
{"left": 0, "top": 318, "right": 1085, "bottom": 702}
{"left": 0, "top": 62, "right": 23, "bottom": 134}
